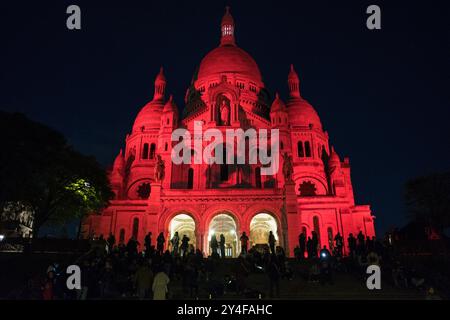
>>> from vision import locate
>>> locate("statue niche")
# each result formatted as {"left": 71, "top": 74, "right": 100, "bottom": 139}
{"left": 217, "top": 95, "right": 231, "bottom": 126}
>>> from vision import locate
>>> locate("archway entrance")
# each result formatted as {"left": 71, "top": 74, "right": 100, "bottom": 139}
{"left": 169, "top": 214, "right": 196, "bottom": 250}
{"left": 250, "top": 213, "right": 279, "bottom": 250}
{"left": 207, "top": 214, "right": 238, "bottom": 257}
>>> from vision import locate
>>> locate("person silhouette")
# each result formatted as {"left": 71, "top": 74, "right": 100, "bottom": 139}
{"left": 240, "top": 232, "right": 249, "bottom": 254}
{"left": 171, "top": 232, "right": 180, "bottom": 255}
{"left": 210, "top": 234, "right": 219, "bottom": 256}
{"left": 157, "top": 232, "right": 165, "bottom": 255}
{"left": 268, "top": 231, "right": 276, "bottom": 254}
{"left": 219, "top": 234, "right": 226, "bottom": 259}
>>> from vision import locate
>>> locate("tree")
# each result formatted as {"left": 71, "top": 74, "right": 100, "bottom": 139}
{"left": 0, "top": 111, "right": 113, "bottom": 237}
{"left": 405, "top": 172, "right": 450, "bottom": 233}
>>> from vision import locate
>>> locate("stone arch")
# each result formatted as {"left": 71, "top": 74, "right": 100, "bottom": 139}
{"left": 208, "top": 82, "right": 240, "bottom": 124}
{"left": 294, "top": 174, "right": 328, "bottom": 196}
{"left": 168, "top": 214, "right": 197, "bottom": 250}
{"left": 160, "top": 207, "right": 201, "bottom": 233}
{"left": 205, "top": 210, "right": 240, "bottom": 257}
{"left": 126, "top": 213, "right": 143, "bottom": 243}
{"left": 203, "top": 208, "right": 241, "bottom": 233}
{"left": 209, "top": 86, "right": 239, "bottom": 107}
{"left": 249, "top": 213, "right": 280, "bottom": 247}
{"left": 242, "top": 204, "right": 282, "bottom": 230}
{"left": 242, "top": 205, "right": 283, "bottom": 248}
{"left": 127, "top": 178, "right": 153, "bottom": 200}
{"left": 160, "top": 208, "right": 202, "bottom": 252}
{"left": 301, "top": 223, "right": 311, "bottom": 236}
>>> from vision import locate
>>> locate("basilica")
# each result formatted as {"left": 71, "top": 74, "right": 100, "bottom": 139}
{"left": 83, "top": 7, "right": 375, "bottom": 257}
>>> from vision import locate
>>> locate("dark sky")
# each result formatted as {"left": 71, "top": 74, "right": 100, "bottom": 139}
{"left": 1, "top": 0, "right": 449, "bottom": 236}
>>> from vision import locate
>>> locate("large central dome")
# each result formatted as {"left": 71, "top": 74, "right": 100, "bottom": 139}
{"left": 197, "top": 45, "right": 262, "bottom": 83}
{"left": 195, "top": 7, "right": 262, "bottom": 84}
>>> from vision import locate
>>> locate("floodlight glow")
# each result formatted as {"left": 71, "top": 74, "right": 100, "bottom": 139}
{"left": 0, "top": 235, "right": 4, "bottom": 241}
{"left": 208, "top": 229, "right": 215, "bottom": 241}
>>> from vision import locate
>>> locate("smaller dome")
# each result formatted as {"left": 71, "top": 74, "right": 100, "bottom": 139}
{"left": 163, "top": 95, "right": 178, "bottom": 113}
{"left": 287, "top": 98, "right": 322, "bottom": 129}
{"left": 270, "top": 93, "right": 286, "bottom": 112}
{"left": 132, "top": 100, "right": 163, "bottom": 132}
{"left": 113, "top": 149, "right": 124, "bottom": 169}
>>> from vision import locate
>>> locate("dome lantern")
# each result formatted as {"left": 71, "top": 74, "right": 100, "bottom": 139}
{"left": 220, "top": 6, "right": 236, "bottom": 46}
{"left": 288, "top": 64, "right": 301, "bottom": 98}
{"left": 153, "top": 66, "right": 166, "bottom": 101}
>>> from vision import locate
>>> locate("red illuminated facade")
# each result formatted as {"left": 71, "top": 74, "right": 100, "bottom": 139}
{"left": 83, "top": 7, "right": 375, "bottom": 256}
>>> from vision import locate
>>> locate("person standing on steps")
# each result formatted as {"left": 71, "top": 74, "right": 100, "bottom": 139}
{"left": 171, "top": 232, "right": 180, "bottom": 256}
{"left": 156, "top": 232, "right": 165, "bottom": 255}
{"left": 268, "top": 231, "right": 276, "bottom": 255}
{"left": 144, "top": 232, "right": 152, "bottom": 256}
{"left": 240, "top": 232, "right": 249, "bottom": 254}
{"left": 299, "top": 231, "right": 306, "bottom": 259}
{"left": 210, "top": 234, "right": 219, "bottom": 256}
{"left": 219, "top": 234, "right": 226, "bottom": 259}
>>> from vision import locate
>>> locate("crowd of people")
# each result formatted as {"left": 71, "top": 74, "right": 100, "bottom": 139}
{"left": 25, "top": 229, "right": 443, "bottom": 300}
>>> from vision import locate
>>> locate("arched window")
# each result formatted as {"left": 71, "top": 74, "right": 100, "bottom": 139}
{"left": 327, "top": 227, "right": 334, "bottom": 249}
{"left": 313, "top": 216, "right": 321, "bottom": 247}
{"left": 119, "top": 228, "right": 125, "bottom": 243}
{"left": 166, "top": 118, "right": 170, "bottom": 125}
{"left": 142, "top": 143, "right": 149, "bottom": 159}
{"left": 150, "top": 143, "right": 156, "bottom": 159}
{"left": 305, "top": 141, "right": 311, "bottom": 157}
{"left": 318, "top": 144, "right": 322, "bottom": 158}
{"left": 187, "top": 168, "right": 194, "bottom": 189}
{"left": 165, "top": 142, "right": 168, "bottom": 151}
{"left": 280, "top": 141, "right": 284, "bottom": 150}
{"left": 220, "top": 145, "right": 228, "bottom": 181}
{"left": 132, "top": 218, "right": 139, "bottom": 239}
{"left": 245, "top": 136, "right": 250, "bottom": 162}
{"left": 255, "top": 167, "right": 262, "bottom": 188}
{"left": 297, "top": 141, "right": 304, "bottom": 157}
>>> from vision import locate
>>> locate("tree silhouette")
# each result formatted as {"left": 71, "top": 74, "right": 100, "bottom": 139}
{"left": 405, "top": 172, "right": 450, "bottom": 233}
{"left": 0, "top": 111, "right": 113, "bottom": 237}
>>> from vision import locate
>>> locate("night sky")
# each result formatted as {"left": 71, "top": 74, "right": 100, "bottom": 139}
{"left": 1, "top": 0, "right": 449, "bottom": 236}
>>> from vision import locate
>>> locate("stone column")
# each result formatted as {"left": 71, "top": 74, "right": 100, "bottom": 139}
{"left": 284, "top": 180, "right": 299, "bottom": 257}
